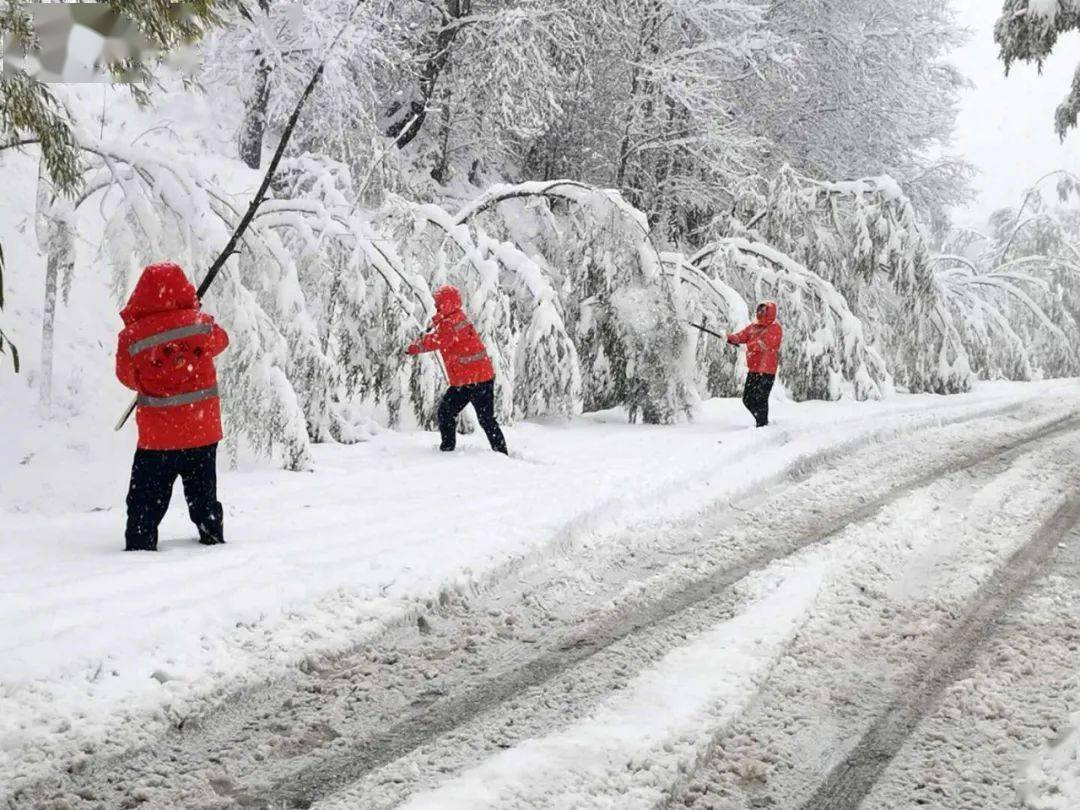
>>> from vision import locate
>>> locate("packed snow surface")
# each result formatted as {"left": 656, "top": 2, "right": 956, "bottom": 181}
{"left": 1, "top": 379, "right": 1078, "bottom": 793}
{"left": 398, "top": 564, "right": 827, "bottom": 810}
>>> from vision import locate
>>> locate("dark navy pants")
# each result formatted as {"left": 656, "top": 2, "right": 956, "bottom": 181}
{"left": 437, "top": 380, "right": 508, "bottom": 454}
{"left": 125, "top": 443, "right": 224, "bottom": 551}
{"left": 742, "top": 372, "right": 775, "bottom": 427}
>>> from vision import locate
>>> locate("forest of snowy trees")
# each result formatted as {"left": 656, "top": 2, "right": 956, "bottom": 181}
{"left": 2, "top": 0, "right": 1079, "bottom": 469}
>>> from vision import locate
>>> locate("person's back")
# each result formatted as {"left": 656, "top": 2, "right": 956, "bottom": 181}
{"left": 115, "top": 263, "right": 230, "bottom": 550}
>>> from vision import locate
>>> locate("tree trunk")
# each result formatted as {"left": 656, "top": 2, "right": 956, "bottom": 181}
{"left": 617, "top": 0, "right": 664, "bottom": 207}
{"left": 386, "top": 0, "right": 471, "bottom": 150}
{"left": 39, "top": 248, "right": 62, "bottom": 408}
{"left": 35, "top": 159, "right": 74, "bottom": 410}
{"left": 238, "top": 51, "right": 272, "bottom": 170}
{"left": 431, "top": 92, "right": 455, "bottom": 183}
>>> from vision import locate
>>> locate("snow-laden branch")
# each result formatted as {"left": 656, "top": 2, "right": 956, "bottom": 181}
{"left": 693, "top": 237, "right": 891, "bottom": 400}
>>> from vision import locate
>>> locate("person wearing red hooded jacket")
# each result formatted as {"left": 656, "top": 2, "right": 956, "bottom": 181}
{"left": 406, "top": 285, "right": 508, "bottom": 455}
{"left": 727, "top": 301, "right": 783, "bottom": 427}
{"left": 115, "top": 263, "right": 230, "bottom": 551}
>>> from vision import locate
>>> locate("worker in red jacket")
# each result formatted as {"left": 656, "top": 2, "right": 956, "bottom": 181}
{"left": 727, "top": 301, "right": 783, "bottom": 427}
{"left": 406, "top": 285, "right": 508, "bottom": 455}
{"left": 115, "top": 263, "right": 230, "bottom": 551}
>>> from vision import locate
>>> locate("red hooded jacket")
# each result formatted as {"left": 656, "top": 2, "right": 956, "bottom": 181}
{"left": 115, "top": 263, "right": 229, "bottom": 450}
{"left": 727, "top": 301, "right": 782, "bottom": 375}
{"left": 407, "top": 286, "right": 495, "bottom": 387}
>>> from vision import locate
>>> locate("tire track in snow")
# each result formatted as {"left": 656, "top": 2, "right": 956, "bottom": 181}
{"left": 864, "top": 518, "right": 1080, "bottom": 808}
{"left": 391, "top": 565, "right": 830, "bottom": 810}
{"left": 666, "top": 426, "right": 1080, "bottom": 810}
{"left": 332, "top": 416, "right": 1080, "bottom": 810}
{"left": 253, "top": 415, "right": 1080, "bottom": 809}
{"left": 390, "top": 427, "right": 1080, "bottom": 810}
{"left": 798, "top": 497, "right": 1080, "bottom": 810}
{"left": 10, "top": 408, "right": 1076, "bottom": 810}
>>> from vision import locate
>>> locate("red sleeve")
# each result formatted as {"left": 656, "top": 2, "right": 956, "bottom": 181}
{"left": 208, "top": 321, "right": 229, "bottom": 357}
{"left": 115, "top": 331, "right": 138, "bottom": 391}
{"left": 727, "top": 325, "right": 752, "bottom": 345}
{"left": 410, "top": 321, "right": 448, "bottom": 354}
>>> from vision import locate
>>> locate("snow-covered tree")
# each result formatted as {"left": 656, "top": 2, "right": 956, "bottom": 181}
{"left": 451, "top": 181, "right": 696, "bottom": 423}
{"left": 692, "top": 238, "right": 891, "bottom": 401}
{"left": 935, "top": 171, "right": 1080, "bottom": 380}
{"left": 721, "top": 167, "right": 974, "bottom": 395}
{"left": 662, "top": 252, "right": 748, "bottom": 399}
{"left": 515, "top": 0, "right": 786, "bottom": 242}
{"left": 996, "top": 0, "right": 1080, "bottom": 137}
{"left": 736, "top": 0, "right": 973, "bottom": 225}
{"left": 1, "top": 0, "right": 255, "bottom": 191}
{"left": 382, "top": 0, "right": 577, "bottom": 174}
{"left": 201, "top": 0, "right": 403, "bottom": 188}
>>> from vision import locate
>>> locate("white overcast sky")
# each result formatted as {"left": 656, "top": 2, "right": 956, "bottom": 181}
{"left": 950, "top": 0, "right": 1080, "bottom": 225}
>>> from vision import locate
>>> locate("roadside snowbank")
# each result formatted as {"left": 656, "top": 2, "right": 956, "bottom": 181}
{"left": 1, "top": 379, "right": 1077, "bottom": 791}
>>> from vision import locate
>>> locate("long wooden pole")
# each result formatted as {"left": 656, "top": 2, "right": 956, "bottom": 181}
{"left": 687, "top": 320, "right": 728, "bottom": 342}
{"left": 117, "top": 2, "right": 369, "bottom": 431}
{"left": 114, "top": 65, "right": 326, "bottom": 431}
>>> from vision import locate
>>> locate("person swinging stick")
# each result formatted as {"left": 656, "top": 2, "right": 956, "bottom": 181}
{"left": 406, "top": 285, "right": 509, "bottom": 455}
{"left": 727, "top": 301, "right": 783, "bottom": 428}
{"left": 115, "top": 263, "right": 230, "bottom": 551}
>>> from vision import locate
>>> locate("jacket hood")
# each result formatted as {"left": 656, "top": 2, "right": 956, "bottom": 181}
{"left": 433, "top": 285, "right": 463, "bottom": 317}
{"left": 756, "top": 300, "right": 778, "bottom": 326}
{"left": 121, "top": 263, "right": 199, "bottom": 326}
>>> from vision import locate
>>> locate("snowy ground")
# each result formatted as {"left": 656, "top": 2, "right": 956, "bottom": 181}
{"left": 3, "top": 379, "right": 1080, "bottom": 808}
{"left": 864, "top": 507, "right": 1080, "bottom": 809}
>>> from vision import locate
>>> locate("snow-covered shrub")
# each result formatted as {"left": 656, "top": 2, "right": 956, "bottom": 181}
{"left": 729, "top": 167, "right": 972, "bottom": 395}
{"left": 452, "top": 182, "right": 697, "bottom": 423}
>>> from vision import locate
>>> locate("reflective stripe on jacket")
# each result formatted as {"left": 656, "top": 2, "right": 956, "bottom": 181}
{"left": 407, "top": 286, "right": 495, "bottom": 387}
{"left": 116, "top": 263, "right": 229, "bottom": 450}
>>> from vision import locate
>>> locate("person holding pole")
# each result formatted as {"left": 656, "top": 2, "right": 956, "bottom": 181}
{"left": 115, "top": 263, "right": 230, "bottom": 551}
{"left": 406, "top": 285, "right": 508, "bottom": 455}
{"left": 726, "top": 301, "right": 783, "bottom": 428}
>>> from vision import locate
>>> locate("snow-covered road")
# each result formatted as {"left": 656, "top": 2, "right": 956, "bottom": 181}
{"left": 6, "top": 381, "right": 1080, "bottom": 809}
